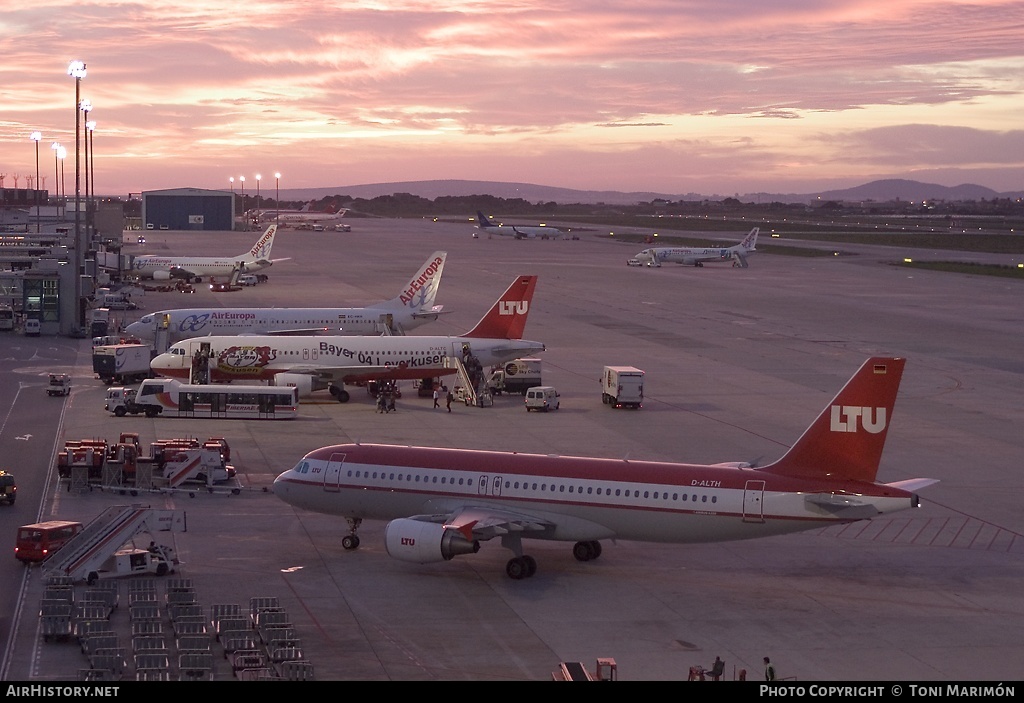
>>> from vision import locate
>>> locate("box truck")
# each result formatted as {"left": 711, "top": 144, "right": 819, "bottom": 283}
{"left": 601, "top": 366, "right": 644, "bottom": 409}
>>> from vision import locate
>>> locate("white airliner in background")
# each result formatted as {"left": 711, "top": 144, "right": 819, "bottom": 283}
{"left": 130, "top": 224, "right": 288, "bottom": 282}
{"left": 476, "top": 211, "right": 565, "bottom": 239}
{"left": 126, "top": 252, "right": 449, "bottom": 346}
{"left": 273, "top": 357, "right": 937, "bottom": 580}
{"left": 149, "top": 275, "right": 543, "bottom": 402}
{"left": 629, "top": 227, "right": 759, "bottom": 268}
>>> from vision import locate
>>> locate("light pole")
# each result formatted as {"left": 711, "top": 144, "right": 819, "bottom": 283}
{"left": 51, "top": 142, "right": 61, "bottom": 219}
{"left": 57, "top": 145, "right": 67, "bottom": 219}
{"left": 229, "top": 177, "right": 235, "bottom": 229}
{"left": 274, "top": 172, "right": 280, "bottom": 226}
{"left": 67, "top": 59, "right": 87, "bottom": 328}
{"left": 80, "top": 99, "right": 91, "bottom": 239}
{"left": 30, "top": 132, "right": 42, "bottom": 233}
{"left": 87, "top": 120, "right": 96, "bottom": 232}
{"left": 255, "top": 174, "right": 261, "bottom": 228}
{"left": 239, "top": 176, "right": 245, "bottom": 230}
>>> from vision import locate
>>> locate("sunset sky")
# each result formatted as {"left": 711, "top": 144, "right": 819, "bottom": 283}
{"left": 3, "top": 0, "right": 1024, "bottom": 199}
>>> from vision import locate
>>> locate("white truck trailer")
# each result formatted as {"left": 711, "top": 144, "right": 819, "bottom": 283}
{"left": 93, "top": 343, "right": 154, "bottom": 386}
{"left": 486, "top": 358, "right": 543, "bottom": 396}
{"left": 601, "top": 366, "right": 644, "bottom": 409}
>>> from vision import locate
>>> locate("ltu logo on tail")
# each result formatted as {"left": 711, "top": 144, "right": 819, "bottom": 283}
{"left": 499, "top": 301, "right": 529, "bottom": 316}
{"left": 830, "top": 405, "right": 886, "bottom": 433}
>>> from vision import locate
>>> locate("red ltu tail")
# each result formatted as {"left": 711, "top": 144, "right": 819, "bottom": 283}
{"left": 462, "top": 276, "right": 537, "bottom": 339}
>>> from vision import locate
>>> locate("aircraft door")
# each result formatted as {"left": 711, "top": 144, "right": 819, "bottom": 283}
{"left": 742, "top": 480, "right": 766, "bottom": 523}
{"left": 477, "top": 475, "right": 503, "bottom": 497}
{"left": 323, "top": 453, "right": 346, "bottom": 493}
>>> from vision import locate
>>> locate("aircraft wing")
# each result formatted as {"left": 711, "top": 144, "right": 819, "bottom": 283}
{"left": 408, "top": 505, "right": 555, "bottom": 542}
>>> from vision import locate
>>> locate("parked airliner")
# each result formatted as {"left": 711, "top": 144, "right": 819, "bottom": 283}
{"left": 629, "top": 227, "right": 759, "bottom": 268}
{"left": 272, "top": 357, "right": 937, "bottom": 580}
{"left": 126, "top": 252, "right": 449, "bottom": 346}
{"left": 130, "top": 224, "right": 287, "bottom": 281}
{"left": 149, "top": 275, "right": 542, "bottom": 401}
{"left": 476, "top": 211, "right": 565, "bottom": 239}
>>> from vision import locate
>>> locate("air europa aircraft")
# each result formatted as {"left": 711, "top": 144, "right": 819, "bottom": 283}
{"left": 272, "top": 357, "right": 937, "bottom": 580}
{"left": 150, "top": 275, "right": 542, "bottom": 401}
{"left": 126, "top": 251, "right": 449, "bottom": 345}
{"left": 131, "top": 224, "right": 288, "bottom": 281}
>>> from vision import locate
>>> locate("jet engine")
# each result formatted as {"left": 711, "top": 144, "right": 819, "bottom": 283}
{"left": 152, "top": 270, "right": 172, "bottom": 281}
{"left": 269, "top": 373, "right": 329, "bottom": 398}
{"left": 384, "top": 519, "right": 480, "bottom": 564}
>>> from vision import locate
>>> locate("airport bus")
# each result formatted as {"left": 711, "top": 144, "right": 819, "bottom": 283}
{"left": 15, "top": 520, "right": 84, "bottom": 563}
{"left": 0, "top": 304, "right": 14, "bottom": 331}
{"left": 107, "top": 379, "right": 299, "bottom": 420}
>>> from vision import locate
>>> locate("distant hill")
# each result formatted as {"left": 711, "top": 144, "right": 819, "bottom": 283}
{"left": 279, "top": 178, "right": 1020, "bottom": 206}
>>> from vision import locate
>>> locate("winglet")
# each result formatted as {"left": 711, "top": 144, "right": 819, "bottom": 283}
{"left": 761, "top": 357, "right": 905, "bottom": 483}
{"left": 461, "top": 275, "right": 537, "bottom": 339}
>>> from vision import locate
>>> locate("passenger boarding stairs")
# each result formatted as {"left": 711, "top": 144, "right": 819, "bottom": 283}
{"left": 443, "top": 356, "right": 492, "bottom": 407}
{"left": 41, "top": 504, "right": 187, "bottom": 582}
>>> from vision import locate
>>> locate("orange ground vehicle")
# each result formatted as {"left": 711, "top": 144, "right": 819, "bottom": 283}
{"left": 15, "top": 520, "right": 84, "bottom": 563}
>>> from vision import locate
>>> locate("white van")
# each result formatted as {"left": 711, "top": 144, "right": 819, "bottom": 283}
{"left": 24, "top": 318, "right": 41, "bottom": 336}
{"left": 525, "top": 386, "right": 560, "bottom": 412}
{"left": 238, "top": 274, "right": 258, "bottom": 286}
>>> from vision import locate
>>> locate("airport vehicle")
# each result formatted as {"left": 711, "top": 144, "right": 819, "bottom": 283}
{"left": 238, "top": 274, "right": 259, "bottom": 286}
{"left": 126, "top": 252, "right": 450, "bottom": 349}
{"left": 24, "top": 318, "right": 40, "bottom": 336}
{"left": 0, "top": 470, "right": 16, "bottom": 505}
{"left": 14, "top": 520, "right": 83, "bottom": 563}
{"left": 129, "top": 224, "right": 286, "bottom": 282}
{"left": 92, "top": 343, "right": 154, "bottom": 386}
{"left": 209, "top": 262, "right": 245, "bottom": 292}
{"left": 47, "top": 373, "right": 72, "bottom": 396}
{"left": 40, "top": 505, "right": 185, "bottom": 585}
{"left": 150, "top": 275, "right": 543, "bottom": 403}
{"left": 476, "top": 211, "right": 565, "bottom": 239}
{"left": 601, "top": 366, "right": 644, "bottom": 409}
{"left": 552, "top": 658, "right": 618, "bottom": 681}
{"left": 334, "top": 224, "right": 352, "bottom": 232}
{"left": 525, "top": 386, "right": 560, "bottom": 412}
{"left": 272, "top": 357, "right": 937, "bottom": 580}
{"left": 0, "top": 303, "right": 14, "bottom": 331}
{"left": 106, "top": 378, "right": 298, "bottom": 420}
{"left": 486, "top": 357, "right": 542, "bottom": 396}
{"left": 90, "top": 308, "right": 110, "bottom": 337}
{"left": 630, "top": 228, "right": 758, "bottom": 268}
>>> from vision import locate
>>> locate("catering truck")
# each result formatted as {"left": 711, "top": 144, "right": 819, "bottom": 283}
{"left": 93, "top": 344, "right": 154, "bottom": 386}
{"left": 486, "top": 358, "right": 542, "bottom": 396}
{"left": 601, "top": 366, "right": 644, "bottom": 409}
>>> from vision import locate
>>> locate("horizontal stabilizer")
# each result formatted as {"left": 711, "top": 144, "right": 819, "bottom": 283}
{"left": 886, "top": 478, "right": 940, "bottom": 492}
{"left": 804, "top": 493, "right": 880, "bottom": 519}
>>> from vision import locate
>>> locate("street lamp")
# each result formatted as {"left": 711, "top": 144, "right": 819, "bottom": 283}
{"left": 274, "top": 172, "right": 280, "bottom": 226}
{"left": 57, "top": 145, "right": 67, "bottom": 219}
{"left": 67, "top": 59, "right": 87, "bottom": 328}
{"left": 239, "top": 176, "right": 245, "bottom": 230}
{"left": 255, "top": 174, "right": 261, "bottom": 227}
{"left": 30, "top": 131, "right": 42, "bottom": 233}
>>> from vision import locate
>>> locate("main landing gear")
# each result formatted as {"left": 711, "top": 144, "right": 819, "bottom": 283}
{"left": 329, "top": 385, "right": 350, "bottom": 403}
{"left": 503, "top": 538, "right": 604, "bottom": 580}
{"left": 341, "top": 517, "right": 361, "bottom": 550}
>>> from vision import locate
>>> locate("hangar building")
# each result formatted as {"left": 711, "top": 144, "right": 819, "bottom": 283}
{"left": 141, "top": 188, "right": 234, "bottom": 231}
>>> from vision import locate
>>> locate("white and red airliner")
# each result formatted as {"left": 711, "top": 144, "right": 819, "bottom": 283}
{"left": 272, "top": 357, "right": 938, "bottom": 579}
{"left": 150, "top": 275, "right": 542, "bottom": 402}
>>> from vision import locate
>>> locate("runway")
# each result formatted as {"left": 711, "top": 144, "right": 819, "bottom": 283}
{"left": 3, "top": 217, "right": 1022, "bottom": 681}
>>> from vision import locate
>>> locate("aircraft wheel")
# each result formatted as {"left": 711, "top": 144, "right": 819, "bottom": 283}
{"left": 506, "top": 557, "right": 529, "bottom": 580}
{"left": 342, "top": 534, "right": 360, "bottom": 550}
{"left": 589, "top": 540, "right": 602, "bottom": 560}
{"left": 523, "top": 555, "right": 537, "bottom": 578}
{"left": 573, "top": 541, "right": 595, "bottom": 562}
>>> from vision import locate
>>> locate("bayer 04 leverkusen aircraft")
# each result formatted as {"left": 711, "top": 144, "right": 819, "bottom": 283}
{"left": 476, "top": 211, "right": 565, "bottom": 239}
{"left": 130, "top": 224, "right": 288, "bottom": 282}
{"left": 628, "top": 227, "right": 759, "bottom": 268}
{"left": 272, "top": 356, "right": 937, "bottom": 580}
{"left": 126, "top": 251, "right": 450, "bottom": 345}
{"left": 149, "top": 275, "right": 542, "bottom": 402}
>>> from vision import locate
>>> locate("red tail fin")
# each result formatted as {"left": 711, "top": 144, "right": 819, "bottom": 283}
{"left": 761, "top": 357, "right": 905, "bottom": 483}
{"left": 461, "top": 276, "right": 537, "bottom": 339}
